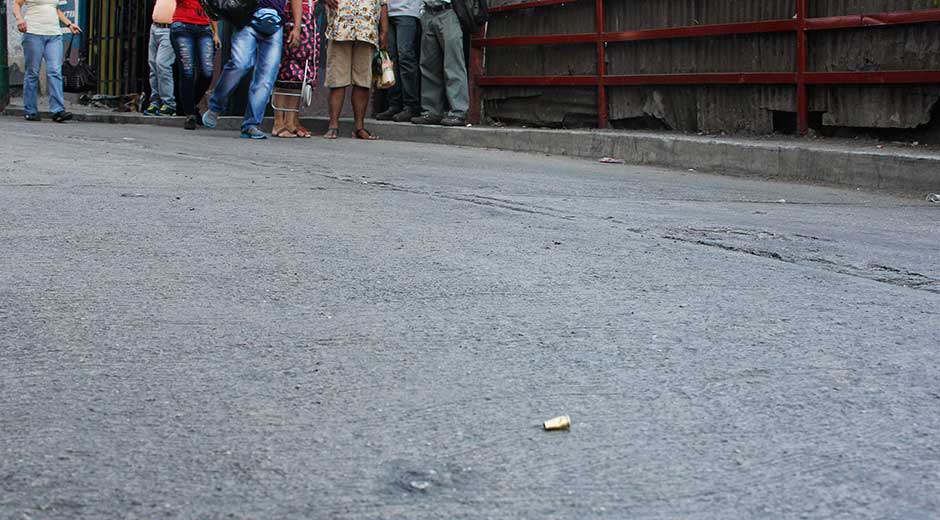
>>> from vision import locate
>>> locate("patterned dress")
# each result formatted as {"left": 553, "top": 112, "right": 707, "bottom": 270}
{"left": 325, "top": 0, "right": 384, "bottom": 47}
{"left": 276, "top": 0, "right": 319, "bottom": 87}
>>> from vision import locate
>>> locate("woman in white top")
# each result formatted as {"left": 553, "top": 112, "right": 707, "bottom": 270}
{"left": 11, "top": 0, "right": 82, "bottom": 122}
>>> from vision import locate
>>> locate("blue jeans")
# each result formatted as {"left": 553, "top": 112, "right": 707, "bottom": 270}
{"left": 22, "top": 33, "right": 65, "bottom": 116}
{"left": 208, "top": 24, "right": 283, "bottom": 131}
{"left": 386, "top": 16, "right": 421, "bottom": 112}
{"left": 170, "top": 22, "right": 215, "bottom": 116}
{"left": 148, "top": 24, "right": 177, "bottom": 109}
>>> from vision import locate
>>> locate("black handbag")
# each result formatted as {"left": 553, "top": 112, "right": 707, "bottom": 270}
{"left": 62, "top": 34, "right": 98, "bottom": 93}
{"left": 200, "top": 0, "right": 259, "bottom": 27}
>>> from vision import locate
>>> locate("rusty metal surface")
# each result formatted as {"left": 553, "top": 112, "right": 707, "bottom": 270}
{"left": 481, "top": 0, "right": 940, "bottom": 133}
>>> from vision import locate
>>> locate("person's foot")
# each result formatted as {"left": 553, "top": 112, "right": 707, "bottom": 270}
{"left": 323, "top": 127, "right": 339, "bottom": 139}
{"left": 143, "top": 103, "right": 160, "bottom": 116}
{"left": 240, "top": 126, "right": 268, "bottom": 139}
{"left": 353, "top": 127, "right": 379, "bottom": 140}
{"left": 375, "top": 107, "right": 401, "bottom": 121}
{"left": 441, "top": 116, "right": 468, "bottom": 127}
{"left": 202, "top": 109, "right": 219, "bottom": 129}
{"left": 24, "top": 113, "right": 41, "bottom": 122}
{"left": 293, "top": 125, "right": 312, "bottom": 138}
{"left": 392, "top": 107, "right": 420, "bottom": 123}
{"left": 52, "top": 111, "right": 73, "bottom": 123}
{"left": 184, "top": 115, "right": 197, "bottom": 130}
{"left": 272, "top": 127, "right": 297, "bottom": 138}
{"left": 411, "top": 113, "right": 442, "bottom": 125}
{"left": 157, "top": 105, "right": 177, "bottom": 117}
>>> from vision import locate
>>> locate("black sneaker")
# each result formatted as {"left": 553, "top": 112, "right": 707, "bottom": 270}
{"left": 441, "top": 116, "right": 468, "bottom": 127}
{"left": 24, "top": 113, "right": 41, "bottom": 122}
{"left": 51, "top": 111, "right": 73, "bottom": 123}
{"left": 184, "top": 115, "right": 197, "bottom": 130}
{"left": 411, "top": 114, "right": 443, "bottom": 125}
{"left": 392, "top": 107, "right": 420, "bottom": 123}
{"left": 375, "top": 107, "right": 401, "bottom": 121}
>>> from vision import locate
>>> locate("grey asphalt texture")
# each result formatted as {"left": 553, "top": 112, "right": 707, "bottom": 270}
{"left": 1, "top": 118, "right": 939, "bottom": 520}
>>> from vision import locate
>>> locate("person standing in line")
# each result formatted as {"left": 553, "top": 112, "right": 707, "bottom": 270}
{"left": 373, "top": 0, "right": 421, "bottom": 123}
{"left": 411, "top": 0, "right": 468, "bottom": 126}
{"left": 145, "top": 0, "right": 178, "bottom": 116}
{"left": 322, "top": 0, "right": 389, "bottom": 139}
{"left": 202, "top": 0, "right": 303, "bottom": 139}
{"left": 170, "top": 0, "right": 220, "bottom": 130}
{"left": 271, "top": 0, "right": 319, "bottom": 138}
{"left": 11, "top": 0, "right": 82, "bottom": 122}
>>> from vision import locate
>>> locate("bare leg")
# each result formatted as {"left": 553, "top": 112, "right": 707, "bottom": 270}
{"left": 272, "top": 93, "right": 294, "bottom": 137}
{"left": 284, "top": 93, "right": 308, "bottom": 137}
{"left": 351, "top": 86, "right": 377, "bottom": 139}
{"left": 351, "top": 86, "right": 370, "bottom": 130}
{"left": 325, "top": 87, "right": 345, "bottom": 138}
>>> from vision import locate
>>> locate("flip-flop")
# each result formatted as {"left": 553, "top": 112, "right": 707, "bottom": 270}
{"left": 353, "top": 128, "right": 379, "bottom": 140}
{"left": 273, "top": 128, "right": 297, "bottom": 138}
{"left": 323, "top": 127, "right": 339, "bottom": 139}
{"left": 293, "top": 126, "right": 312, "bottom": 138}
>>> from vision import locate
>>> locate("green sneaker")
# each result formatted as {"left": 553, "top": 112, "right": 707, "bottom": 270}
{"left": 240, "top": 126, "right": 268, "bottom": 139}
{"left": 157, "top": 105, "right": 177, "bottom": 116}
{"left": 143, "top": 103, "right": 160, "bottom": 116}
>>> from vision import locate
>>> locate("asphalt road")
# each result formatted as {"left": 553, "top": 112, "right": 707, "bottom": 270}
{"left": 2, "top": 119, "right": 939, "bottom": 520}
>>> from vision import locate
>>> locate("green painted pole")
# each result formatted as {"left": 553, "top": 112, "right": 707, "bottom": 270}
{"left": 0, "top": 0, "right": 9, "bottom": 110}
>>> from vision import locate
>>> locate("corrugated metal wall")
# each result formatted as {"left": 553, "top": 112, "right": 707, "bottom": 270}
{"left": 482, "top": 0, "right": 940, "bottom": 134}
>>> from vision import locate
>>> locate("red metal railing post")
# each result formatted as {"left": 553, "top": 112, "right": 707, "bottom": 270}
{"left": 796, "top": 0, "right": 809, "bottom": 134}
{"left": 469, "top": 24, "right": 486, "bottom": 125}
{"left": 595, "top": 0, "right": 607, "bottom": 128}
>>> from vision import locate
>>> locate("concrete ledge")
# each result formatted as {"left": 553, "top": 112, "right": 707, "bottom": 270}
{"left": 5, "top": 105, "right": 939, "bottom": 194}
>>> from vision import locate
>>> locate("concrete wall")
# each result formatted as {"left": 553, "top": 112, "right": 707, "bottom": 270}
{"left": 6, "top": 6, "right": 25, "bottom": 86}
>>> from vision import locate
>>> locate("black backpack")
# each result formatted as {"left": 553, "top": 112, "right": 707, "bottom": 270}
{"left": 453, "top": 0, "right": 488, "bottom": 33}
{"left": 199, "top": 0, "right": 258, "bottom": 27}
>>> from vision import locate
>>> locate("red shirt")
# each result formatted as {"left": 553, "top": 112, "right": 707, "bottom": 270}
{"left": 173, "top": 0, "right": 210, "bottom": 25}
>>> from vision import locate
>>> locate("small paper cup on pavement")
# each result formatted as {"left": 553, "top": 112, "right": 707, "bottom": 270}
{"left": 543, "top": 415, "right": 571, "bottom": 430}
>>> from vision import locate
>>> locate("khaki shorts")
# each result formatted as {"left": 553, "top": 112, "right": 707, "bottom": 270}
{"left": 326, "top": 40, "right": 375, "bottom": 88}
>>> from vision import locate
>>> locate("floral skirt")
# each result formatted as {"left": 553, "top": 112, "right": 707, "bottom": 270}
{"left": 276, "top": 2, "right": 319, "bottom": 88}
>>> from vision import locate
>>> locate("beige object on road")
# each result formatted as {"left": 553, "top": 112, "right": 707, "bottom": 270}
{"left": 543, "top": 415, "right": 571, "bottom": 430}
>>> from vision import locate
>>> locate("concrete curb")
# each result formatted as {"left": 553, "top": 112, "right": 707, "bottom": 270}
{"left": 5, "top": 105, "right": 939, "bottom": 194}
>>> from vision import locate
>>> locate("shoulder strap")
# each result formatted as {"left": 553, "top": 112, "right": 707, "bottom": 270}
{"left": 64, "top": 33, "right": 76, "bottom": 55}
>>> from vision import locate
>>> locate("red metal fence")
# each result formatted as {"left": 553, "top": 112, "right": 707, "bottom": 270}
{"left": 468, "top": 1, "right": 940, "bottom": 132}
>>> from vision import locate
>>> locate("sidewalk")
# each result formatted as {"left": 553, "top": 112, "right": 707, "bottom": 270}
{"left": 4, "top": 98, "right": 939, "bottom": 196}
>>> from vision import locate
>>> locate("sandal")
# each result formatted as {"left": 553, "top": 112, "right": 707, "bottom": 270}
{"left": 323, "top": 127, "right": 339, "bottom": 139}
{"left": 353, "top": 127, "right": 379, "bottom": 140}
{"left": 294, "top": 125, "right": 312, "bottom": 138}
{"left": 273, "top": 128, "right": 297, "bottom": 138}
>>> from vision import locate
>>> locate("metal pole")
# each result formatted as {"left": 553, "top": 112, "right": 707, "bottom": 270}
{"left": 796, "top": 0, "right": 808, "bottom": 135}
{"left": 1, "top": 0, "right": 10, "bottom": 110}
{"left": 594, "top": 0, "right": 607, "bottom": 128}
{"left": 468, "top": 25, "right": 485, "bottom": 125}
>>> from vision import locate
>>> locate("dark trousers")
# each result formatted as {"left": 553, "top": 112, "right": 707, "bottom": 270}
{"left": 170, "top": 22, "right": 216, "bottom": 116}
{"left": 386, "top": 15, "right": 421, "bottom": 112}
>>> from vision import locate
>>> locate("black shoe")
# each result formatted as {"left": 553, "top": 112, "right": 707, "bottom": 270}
{"left": 375, "top": 107, "right": 402, "bottom": 121}
{"left": 184, "top": 115, "right": 197, "bottom": 130}
{"left": 392, "top": 107, "right": 420, "bottom": 123}
{"left": 441, "top": 116, "right": 467, "bottom": 127}
{"left": 51, "top": 111, "right": 73, "bottom": 123}
{"left": 24, "top": 113, "right": 41, "bottom": 122}
{"left": 411, "top": 114, "right": 443, "bottom": 125}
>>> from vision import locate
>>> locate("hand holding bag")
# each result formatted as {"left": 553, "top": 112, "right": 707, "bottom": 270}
{"left": 62, "top": 34, "right": 98, "bottom": 93}
{"left": 374, "top": 50, "right": 395, "bottom": 89}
